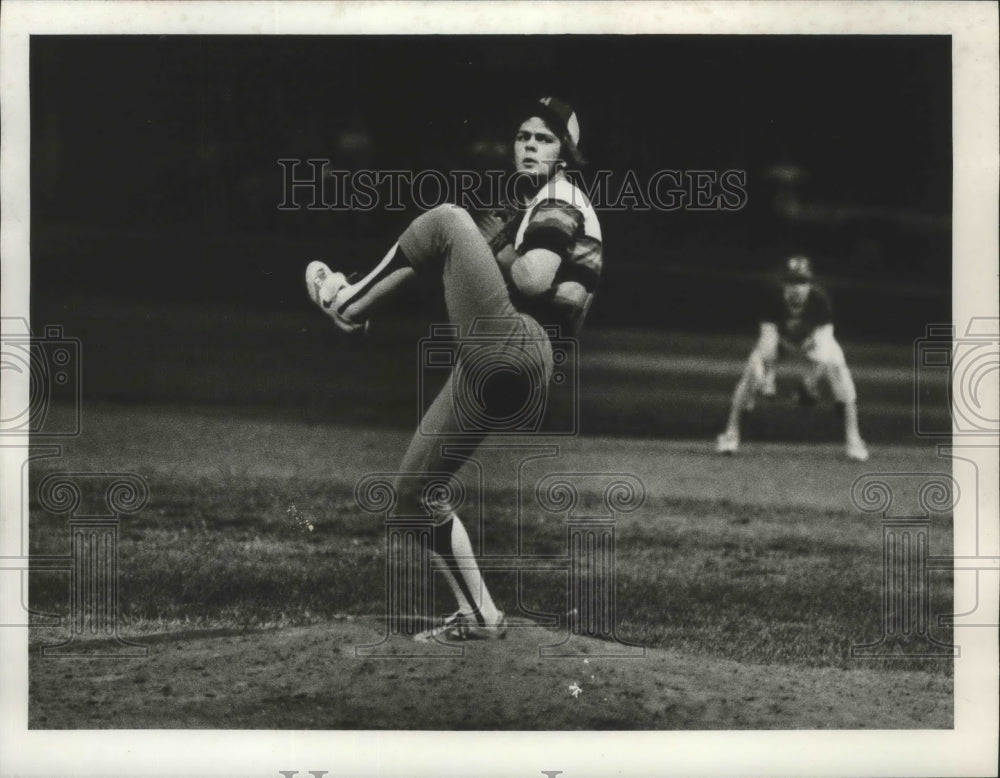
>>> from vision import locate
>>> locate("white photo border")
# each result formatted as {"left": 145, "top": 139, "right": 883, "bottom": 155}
{"left": 2, "top": 2, "right": 997, "bottom": 777}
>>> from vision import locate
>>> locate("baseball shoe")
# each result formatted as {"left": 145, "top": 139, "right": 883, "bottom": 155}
{"left": 846, "top": 439, "right": 870, "bottom": 462}
{"left": 305, "top": 261, "right": 368, "bottom": 334}
{"left": 715, "top": 431, "right": 740, "bottom": 455}
{"left": 413, "top": 610, "right": 507, "bottom": 642}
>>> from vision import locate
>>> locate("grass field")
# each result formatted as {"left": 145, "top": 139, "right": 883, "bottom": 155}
{"left": 24, "top": 298, "right": 954, "bottom": 729}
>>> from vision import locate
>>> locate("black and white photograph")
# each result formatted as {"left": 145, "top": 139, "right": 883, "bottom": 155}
{"left": 1, "top": 2, "right": 997, "bottom": 777}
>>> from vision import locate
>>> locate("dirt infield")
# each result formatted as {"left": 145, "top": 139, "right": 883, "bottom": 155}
{"left": 29, "top": 618, "right": 951, "bottom": 730}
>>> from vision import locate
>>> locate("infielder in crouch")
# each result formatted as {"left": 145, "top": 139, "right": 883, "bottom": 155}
{"left": 716, "top": 256, "right": 870, "bottom": 461}
{"left": 306, "top": 98, "right": 602, "bottom": 640}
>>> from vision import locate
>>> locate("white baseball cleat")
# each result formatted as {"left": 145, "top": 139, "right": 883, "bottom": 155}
{"left": 715, "top": 431, "right": 740, "bottom": 455}
{"left": 413, "top": 610, "right": 507, "bottom": 642}
{"left": 305, "top": 261, "right": 368, "bottom": 334}
{"left": 846, "top": 439, "right": 870, "bottom": 462}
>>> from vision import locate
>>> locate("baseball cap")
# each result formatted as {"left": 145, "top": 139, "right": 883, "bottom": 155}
{"left": 523, "top": 96, "right": 585, "bottom": 166}
{"left": 781, "top": 255, "right": 815, "bottom": 283}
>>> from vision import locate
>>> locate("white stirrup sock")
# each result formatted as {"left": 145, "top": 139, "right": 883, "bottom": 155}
{"left": 338, "top": 242, "right": 414, "bottom": 320}
{"left": 432, "top": 513, "right": 500, "bottom": 626}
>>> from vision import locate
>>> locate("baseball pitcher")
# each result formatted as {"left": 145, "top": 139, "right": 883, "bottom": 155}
{"left": 306, "top": 97, "right": 601, "bottom": 640}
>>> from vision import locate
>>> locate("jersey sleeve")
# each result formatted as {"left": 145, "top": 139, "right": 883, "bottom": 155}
{"left": 516, "top": 198, "right": 603, "bottom": 337}
{"left": 520, "top": 199, "right": 585, "bottom": 259}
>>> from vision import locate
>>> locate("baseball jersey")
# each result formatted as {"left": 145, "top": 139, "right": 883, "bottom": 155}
{"left": 760, "top": 282, "right": 834, "bottom": 348}
{"left": 476, "top": 174, "right": 603, "bottom": 337}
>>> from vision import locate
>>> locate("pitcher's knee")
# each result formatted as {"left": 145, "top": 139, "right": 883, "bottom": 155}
{"left": 424, "top": 203, "right": 475, "bottom": 234}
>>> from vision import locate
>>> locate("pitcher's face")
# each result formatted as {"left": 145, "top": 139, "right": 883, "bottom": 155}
{"left": 514, "top": 116, "right": 562, "bottom": 180}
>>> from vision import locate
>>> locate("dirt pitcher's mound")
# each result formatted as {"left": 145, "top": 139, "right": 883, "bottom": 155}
{"left": 29, "top": 618, "right": 951, "bottom": 730}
